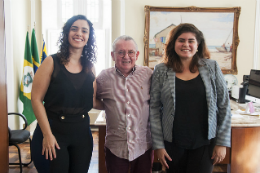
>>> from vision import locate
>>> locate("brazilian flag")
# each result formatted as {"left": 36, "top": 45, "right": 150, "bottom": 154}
{"left": 41, "top": 38, "right": 47, "bottom": 63}
{"left": 31, "top": 29, "right": 40, "bottom": 73}
{"left": 19, "top": 32, "right": 35, "bottom": 125}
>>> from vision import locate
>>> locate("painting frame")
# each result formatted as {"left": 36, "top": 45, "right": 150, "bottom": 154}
{"left": 143, "top": 6, "right": 241, "bottom": 74}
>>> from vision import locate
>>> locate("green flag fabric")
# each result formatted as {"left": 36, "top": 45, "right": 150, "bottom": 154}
{"left": 31, "top": 29, "right": 40, "bottom": 73}
{"left": 19, "top": 32, "right": 36, "bottom": 125}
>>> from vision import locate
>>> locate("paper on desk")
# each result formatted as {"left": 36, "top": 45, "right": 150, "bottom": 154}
{"left": 95, "top": 111, "right": 106, "bottom": 124}
{"left": 231, "top": 113, "right": 244, "bottom": 119}
{"left": 95, "top": 118, "right": 106, "bottom": 123}
{"left": 235, "top": 109, "right": 260, "bottom": 116}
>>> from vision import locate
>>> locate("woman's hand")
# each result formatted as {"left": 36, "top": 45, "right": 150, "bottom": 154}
{"left": 211, "top": 145, "right": 226, "bottom": 165}
{"left": 155, "top": 148, "right": 172, "bottom": 169}
{"left": 42, "top": 134, "right": 60, "bottom": 160}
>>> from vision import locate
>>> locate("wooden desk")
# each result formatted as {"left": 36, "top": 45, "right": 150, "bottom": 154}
{"left": 218, "top": 127, "right": 260, "bottom": 173}
{"left": 228, "top": 126, "right": 260, "bottom": 173}
{"left": 220, "top": 100, "right": 260, "bottom": 173}
{"left": 97, "top": 125, "right": 106, "bottom": 173}
{"left": 94, "top": 111, "right": 107, "bottom": 173}
{"left": 95, "top": 101, "right": 260, "bottom": 173}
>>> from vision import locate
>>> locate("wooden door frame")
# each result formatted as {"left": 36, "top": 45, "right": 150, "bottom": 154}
{"left": 0, "top": 0, "right": 9, "bottom": 172}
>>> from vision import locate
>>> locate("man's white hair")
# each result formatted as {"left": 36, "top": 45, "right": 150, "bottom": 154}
{"left": 112, "top": 35, "right": 138, "bottom": 52}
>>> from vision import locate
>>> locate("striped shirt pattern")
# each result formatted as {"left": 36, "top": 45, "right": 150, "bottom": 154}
{"left": 96, "top": 65, "right": 153, "bottom": 161}
{"left": 149, "top": 59, "right": 231, "bottom": 150}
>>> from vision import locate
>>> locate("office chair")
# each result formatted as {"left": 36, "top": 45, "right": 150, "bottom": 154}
{"left": 8, "top": 112, "right": 32, "bottom": 173}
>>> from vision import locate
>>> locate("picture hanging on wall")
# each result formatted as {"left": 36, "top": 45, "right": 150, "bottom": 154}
{"left": 143, "top": 6, "right": 241, "bottom": 74}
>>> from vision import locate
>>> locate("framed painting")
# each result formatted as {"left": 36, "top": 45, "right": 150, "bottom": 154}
{"left": 143, "top": 6, "right": 240, "bottom": 74}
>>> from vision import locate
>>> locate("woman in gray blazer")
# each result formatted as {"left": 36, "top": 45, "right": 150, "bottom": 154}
{"left": 149, "top": 23, "right": 231, "bottom": 173}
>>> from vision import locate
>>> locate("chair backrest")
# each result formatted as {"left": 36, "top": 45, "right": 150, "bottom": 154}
{"left": 8, "top": 112, "right": 28, "bottom": 130}
{"left": 7, "top": 113, "right": 32, "bottom": 171}
{"left": 8, "top": 127, "right": 11, "bottom": 140}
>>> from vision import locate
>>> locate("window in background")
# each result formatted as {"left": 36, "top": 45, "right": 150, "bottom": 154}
{"left": 254, "top": 0, "right": 260, "bottom": 69}
{"left": 62, "top": 0, "right": 73, "bottom": 23}
{"left": 87, "top": 0, "right": 99, "bottom": 23}
{"left": 42, "top": 0, "right": 111, "bottom": 75}
{"left": 95, "top": 30, "right": 105, "bottom": 74}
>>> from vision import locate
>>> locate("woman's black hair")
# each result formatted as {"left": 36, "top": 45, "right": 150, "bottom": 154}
{"left": 57, "top": 14, "right": 97, "bottom": 71}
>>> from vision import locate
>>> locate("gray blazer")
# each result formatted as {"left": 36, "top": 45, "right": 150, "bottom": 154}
{"left": 149, "top": 59, "right": 231, "bottom": 150}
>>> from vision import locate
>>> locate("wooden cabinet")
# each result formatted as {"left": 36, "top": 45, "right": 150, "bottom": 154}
{"left": 218, "top": 127, "right": 260, "bottom": 173}
{"left": 0, "top": 1, "right": 9, "bottom": 172}
{"left": 98, "top": 126, "right": 107, "bottom": 173}
{"left": 229, "top": 127, "right": 260, "bottom": 173}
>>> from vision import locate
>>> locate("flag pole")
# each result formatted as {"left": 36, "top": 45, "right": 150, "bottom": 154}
{"left": 34, "top": 22, "right": 36, "bottom": 34}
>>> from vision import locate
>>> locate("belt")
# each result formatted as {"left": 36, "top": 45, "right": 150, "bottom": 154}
{"left": 46, "top": 110, "right": 88, "bottom": 123}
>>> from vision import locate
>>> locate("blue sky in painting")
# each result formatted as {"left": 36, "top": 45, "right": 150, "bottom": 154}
{"left": 212, "top": 13, "right": 234, "bottom": 22}
{"left": 149, "top": 11, "right": 234, "bottom": 46}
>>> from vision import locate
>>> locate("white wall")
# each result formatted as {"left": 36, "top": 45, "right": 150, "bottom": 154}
{"left": 7, "top": 0, "right": 41, "bottom": 129}
{"left": 5, "top": 0, "right": 15, "bottom": 127}
{"left": 111, "top": 0, "right": 258, "bottom": 84}
{"left": 7, "top": 0, "right": 31, "bottom": 129}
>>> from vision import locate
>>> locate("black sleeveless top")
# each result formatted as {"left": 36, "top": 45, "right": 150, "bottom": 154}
{"left": 173, "top": 74, "right": 210, "bottom": 149}
{"left": 44, "top": 54, "right": 95, "bottom": 115}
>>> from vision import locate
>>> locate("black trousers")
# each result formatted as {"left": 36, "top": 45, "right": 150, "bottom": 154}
{"left": 164, "top": 140, "right": 215, "bottom": 173}
{"left": 31, "top": 116, "right": 93, "bottom": 173}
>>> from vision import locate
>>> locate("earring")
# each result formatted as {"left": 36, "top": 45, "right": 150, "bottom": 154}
{"left": 196, "top": 50, "right": 198, "bottom": 52}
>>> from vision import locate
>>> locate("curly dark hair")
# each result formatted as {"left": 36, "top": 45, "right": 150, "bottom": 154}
{"left": 57, "top": 15, "right": 97, "bottom": 71}
{"left": 163, "top": 23, "right": 210, "bottom": 73}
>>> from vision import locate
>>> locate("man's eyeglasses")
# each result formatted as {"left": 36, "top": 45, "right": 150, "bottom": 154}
{"left": 114, "top": 51, "right": 136, "bottom": 57}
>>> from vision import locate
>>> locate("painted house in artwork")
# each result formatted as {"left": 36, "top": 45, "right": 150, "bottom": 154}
{"left": 152, "top": 24, "right": 176, "bottom": 56}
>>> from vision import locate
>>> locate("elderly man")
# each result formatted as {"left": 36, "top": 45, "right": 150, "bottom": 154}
{"left": 95, "top": 35, "right": 153, "bottom": 173}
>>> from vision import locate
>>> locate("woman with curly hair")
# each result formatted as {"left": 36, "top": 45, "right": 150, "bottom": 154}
{"left": 149, "top": 23, "right": 231, "bottom": 173}
{"left": 31, "top": 15, "right": 101, "bottom": 173}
